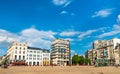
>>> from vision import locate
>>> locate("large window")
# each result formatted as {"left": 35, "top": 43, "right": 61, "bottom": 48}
{"left": 19, "top": 55, "right": 21, "bottom": 60}
{"left": 16, "top": 47, "right": 17, "bottom": 49}
{"left": 29, "top": 62, "right": 32, "bottom": 65}
{"left": 23, "top": 56, "right": 25, "bottom": 60}
{"left": 15, "top": 55, "right": 17, "bottom": 59}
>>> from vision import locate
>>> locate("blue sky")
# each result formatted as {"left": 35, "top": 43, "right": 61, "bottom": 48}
{"left": 0, "top": 0, "right": 120, "bottom": 56}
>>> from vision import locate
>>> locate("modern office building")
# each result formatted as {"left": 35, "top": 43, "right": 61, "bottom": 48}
{"left": 51, "top": 39, "right": 71, "bottom": 66}
{"left": 7, "top": 42, "right": 50, "bottom": 66}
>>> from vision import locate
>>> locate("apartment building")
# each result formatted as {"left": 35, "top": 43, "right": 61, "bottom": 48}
{"left": 51, "top": 39, "right": 71, "bottom": 66}
{"left": 114, "top": 44, "right": 120, "bottom": 65}
{"left": 85, "top": 49, "right": 93, "bottom": 65}
{"left": 27, "top": 47, "right": 43, "bottom": 66}
{"left": 7, "top": 42, "right": 50, "bottom": 66}
{"left": 90, "top": 38, "right": 120, "bottom": 66}
{"left": 42, "top": 50, "right": 50, "bottom": 66}
{"left": 7, "top": 42, "right": 27, "bottom": 64}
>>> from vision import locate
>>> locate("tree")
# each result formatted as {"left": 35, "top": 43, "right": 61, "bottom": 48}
{"left": 84, "top": 58, "right": 90, "bottom": 65}
{"left": 79, "top": 56, "right": 84, "bottom": 65}
{"left": 72, "top": 55, "right": 79, "bottom": 65}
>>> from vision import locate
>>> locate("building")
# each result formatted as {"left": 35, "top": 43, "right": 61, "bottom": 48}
{"left": 7, "top": 42, "right": 50, "bottom": 66}
{"left": 7, "top": 42, "right": 27, "bottom": 64}
{"left": 27, "top": 47, "right": 43, "bottom": 66}
{"left": 114, "top": 43, "right": 120, "bottom": 65}
{"left": 51, "top": 39, "right": 71, "bottom": 66}
{"left": 86, "top": 38, "right": 120, "bottom": 66}
{"left": 42, "top": 50, "right": 50, "bottom": 66}
{"left": 85, "top": 49, "right": 93, "bottom": 65}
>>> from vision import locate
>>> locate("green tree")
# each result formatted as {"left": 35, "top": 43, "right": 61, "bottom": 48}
{"left": 79, "top": 56, "right": 84, "bottom": 65}
{"left": 84, "top": 58, "right": 90, "bottom": 65}
{"left": 72, "top": 55, "right": 79, "bottom": 65}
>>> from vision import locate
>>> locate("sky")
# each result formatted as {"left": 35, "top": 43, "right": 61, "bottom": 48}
{"left": 0, "top": 0, "right": 120, "bottom": 56}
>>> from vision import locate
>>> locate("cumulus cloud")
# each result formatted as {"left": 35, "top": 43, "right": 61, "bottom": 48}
{"left": 0, "top": 27, "right": 57, "bottom": 49}
{"left": 52, "top": 0, "right": 72, "bottom": 7}
{"left": 98, "top": 14, "right": 120, "bottom": 38}
{"left": 92, "top": 8, "right": 114, "bottom": 18}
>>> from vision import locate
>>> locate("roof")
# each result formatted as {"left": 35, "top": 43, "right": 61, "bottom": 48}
{"left": 27, "top": 47, "right": 50, "bottom": 53}
{"left": 28, "top": 47, "right": 42, "bottom": 50}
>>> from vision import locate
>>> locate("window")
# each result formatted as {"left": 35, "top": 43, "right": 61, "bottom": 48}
{"left": 33, "top": 58, "right": 36, "bottom": 60}
{"left": 33, "top": 55, "right": 36, "bottom": 57}
{"left": 19, "top": 51, "right": 21, "bottom": 54}
{"left": 19, "top": 55, "right": 21, "bottom": 60}
{"left": 37, "top": 62, "right": 39, "bottom": 65}
{"left": 34, "top": 51, "right": 36, "bottom": 53}
{"left": 23, "top": 56, "right": 25, "bottom": 60}
{"left": 23, "top": 51, "right": 25, "bottom": 54}
{"left": 20, "top": 47, "right": 21, "bottom": 49}
{"left": 37, "top": 55, "right": 40, "bottom": 57}
{"left": 37, "top": 58, "right": 39, "bottom": 60}
{"left": 37, "top": 51, "right": 40, "bottom": 53}
{"left": 16, "top": 47, "right": 17, "bottom": 49}
{"left": 15, "top": 55, "right": 17, "bottom": 59}
{"left": 30, "top": 51, "right": 32, "bottom": 53}
{"left": 29, "top": 62, "right": 32, "bottom": 65}
{"left": 29, "top": 54, "right": 32, "bottom": 57}
{"left": 29, "top": 58, "right": 32, "bottom": 60}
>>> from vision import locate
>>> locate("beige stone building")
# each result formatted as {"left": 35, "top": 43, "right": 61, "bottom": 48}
{"left": 86, "top": 38, "right": 120, "bottom": 66}
{"left": 51, "top": 39, "right": 71, "bottom": 66}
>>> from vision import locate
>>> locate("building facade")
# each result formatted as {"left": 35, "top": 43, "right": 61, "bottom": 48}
{"left": 86, "top": 38, "right": 120, "bottom": 66}
{"left": 51, "top": 39, "right": 71, "bottom": 66}
{"left": 85, "top": 49, "right": 93, "bottom": 65}
{"left": 7, "top": 42, "right": 50, "bottom": 66}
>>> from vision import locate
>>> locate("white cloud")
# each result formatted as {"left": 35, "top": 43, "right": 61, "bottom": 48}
{"left": 52, "top": 0, "right": 72, "bottom": 7}
{"left": 92, "top": 8, "right": 114, "bottom": 18}
{"left": 61, "top": 11, "right": 68, "bottom": 14}
{"left": 78, "top": 30, "right": 97, "bottom": 39}
{"left": 0, "top": 27, "right": 57, "bottom": 49}
{"left": 83, "top": 42, "right": 92, "bottom": 48}
{"left": 60, "top": 10, "right": 75, "bottom": 16}
{"left": 60, "top": 30, "right": 80, "bottom": 36}
{"left": 117, "top": 15, "right": 120, "bottom": 23}
{"left": 0, "top": 49, "right": 4, "bottom": 54}
{"left": 78, "top": 27, "right": 107, "bottom": 40}
{"left": 98, "top": 14, "right": 120, "bottom": 38}
{"left": 98, "top": 25, "right": 120, "bottom": 38}
{"left": 71, "top": 49, "right": 76, "bottom": 57}
{"left": 64, "top": 38, "right": 74, "bottom": 41}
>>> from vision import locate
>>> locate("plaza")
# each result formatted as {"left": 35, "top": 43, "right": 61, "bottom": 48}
{"left": 0, "top": 66, "right": 120, "bottom": 74}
